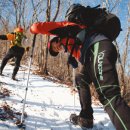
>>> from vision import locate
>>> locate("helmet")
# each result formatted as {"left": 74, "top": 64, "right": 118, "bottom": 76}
{"left": 14, "top": 27, "right": 24, "bottom": 33}
{"left": 65, "top": 4, "right": 86, "bottom": 24}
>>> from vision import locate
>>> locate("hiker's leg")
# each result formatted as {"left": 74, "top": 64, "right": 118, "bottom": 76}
{"left": 12, "top": 48, "right": 25, "bottom": 78}
{"left": 75, "top": 66, "right": 93, "bottom": 120}
{"left": 0, "top": 49, "right": 14, "bottom": 74}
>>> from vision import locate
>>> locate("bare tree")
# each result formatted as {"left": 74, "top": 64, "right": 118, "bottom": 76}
{"left": 121, "top": 3, "right": 130, "bottom": 96}
{"left": 39, "top": 0, "right": 61, "bottom": 75}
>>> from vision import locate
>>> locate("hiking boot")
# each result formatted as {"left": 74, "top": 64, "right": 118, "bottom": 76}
{"left": 70, "top": 114, "right": 93, "bottom": 128}
{"left": 0, "top": 108, "right": 8, "bottom": 121}
{"left": 12, "top": 75, "right": 16, "bottom": 80}
{"left": 0, "top": 68, "right": 3, "bottom": 76}
{"left": 0, "top": 73, "right": 4, "bottom": 76}
{"left": 11, "top": 76, "right": 19, "bottom": 81}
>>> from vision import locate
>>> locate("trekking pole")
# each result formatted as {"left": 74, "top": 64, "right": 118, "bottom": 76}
{"left": 72, "top": 68, "right": 76, "bottom": 113}
{"left": 23, "top": 67, "right": 25, "bottom": 80}
{"left": 20, "top": 34, "right": 37, "bottom": 125}
{"left": 70, "top": 68, "right": 76, "bottom": 122}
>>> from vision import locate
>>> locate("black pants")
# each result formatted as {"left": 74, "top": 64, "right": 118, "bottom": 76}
{"left": 0, "top": 46, "right": 25, "bottom": 77}
{"left": 75, "top": 40, "right": 130, "bottom": 130}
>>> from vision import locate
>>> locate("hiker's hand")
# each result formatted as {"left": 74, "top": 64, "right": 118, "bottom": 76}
{"left": 71, "top": 88, "right": 78, "bottom": 95}
{"left": 26, "top": 47, "right": 30, "bottom": 52}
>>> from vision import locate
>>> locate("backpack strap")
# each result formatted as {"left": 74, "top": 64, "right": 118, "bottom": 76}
{"left": 67, "top": 27, "right": 96, "bottom": 68}
{"left": 65, "top": 37, "right": 69, "bottom": 52}
{"left": 67, "top": 37, "right": 81, "bottom": 68}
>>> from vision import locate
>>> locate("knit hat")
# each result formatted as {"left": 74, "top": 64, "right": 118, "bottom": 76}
{"left": 14, "top": 27, "right": 24, "bottom": 33}
{"left": 48, "top": 37, "right": 59, "bottom": 57}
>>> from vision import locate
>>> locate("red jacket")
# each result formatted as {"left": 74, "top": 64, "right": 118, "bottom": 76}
{"left": 30, "top": 21, "right": 86, "bottom": 60}
{"left": 60, "top": 38, "right": 81, "bottom": 60}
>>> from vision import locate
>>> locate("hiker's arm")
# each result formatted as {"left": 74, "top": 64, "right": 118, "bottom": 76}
{"left": 6, "top": 33, "right": 15, "bottom": 41}
{"left": 0, "top": 33, "right": 15, "bottom": 41}
{"left": 21, "top": 35, "right": 30, "bottom": 52}
{"left": 0, "top": 35, "right": 8, "bottom": 40}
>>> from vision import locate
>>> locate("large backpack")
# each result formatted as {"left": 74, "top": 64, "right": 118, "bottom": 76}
{"left": 65, "top": 4, "right": 122, "bottom": 41}
{"left": 64, "top": 4, "right": 122, "bottom": 68}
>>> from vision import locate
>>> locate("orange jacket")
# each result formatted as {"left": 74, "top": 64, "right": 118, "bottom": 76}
{"left": 6, "top": 33, "right": 15, "bottom": 41}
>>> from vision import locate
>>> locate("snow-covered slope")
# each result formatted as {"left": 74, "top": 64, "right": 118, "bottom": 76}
{"left": 0, "top": 63, "right": 115, "bottom": 130}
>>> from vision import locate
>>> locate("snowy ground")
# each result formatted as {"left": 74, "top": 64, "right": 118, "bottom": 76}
{"left": 0, "top": 62, "right": 116, "bottom": 130}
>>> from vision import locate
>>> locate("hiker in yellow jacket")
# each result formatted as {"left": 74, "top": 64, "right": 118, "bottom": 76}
{"left": 0, "top": 27, "right": 29, "bottom": 80}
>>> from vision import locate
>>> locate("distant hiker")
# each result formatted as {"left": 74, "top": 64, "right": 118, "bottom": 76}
{"left": 30, "top": 3, "right": 130, "bottom": 130}
{"left": 0, "top": 27, "right": 29, "bottom": 80}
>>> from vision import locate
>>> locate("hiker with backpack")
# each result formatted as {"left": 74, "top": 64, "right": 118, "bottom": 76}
{"left": 0, "top": 27, "right": 29, "bottom": 80}
{"left": 30, "top": 4, "right": 130, "bottom": 130}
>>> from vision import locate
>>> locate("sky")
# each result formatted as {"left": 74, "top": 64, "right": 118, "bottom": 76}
{"left": 0, "top": 0, "right": 129, "bottom": 43}
{"left": 0, "top": 61, "right": 116, "bottom": 130}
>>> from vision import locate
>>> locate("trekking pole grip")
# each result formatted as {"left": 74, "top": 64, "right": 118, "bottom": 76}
{"left": 31, "top": 34, "right": 37, "bottom": 57}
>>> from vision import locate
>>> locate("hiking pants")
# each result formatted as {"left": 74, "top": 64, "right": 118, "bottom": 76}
{"left": 75, "top": 40, "right": 130, "bottom": 130}
{"left": 0, "top": 46, "right": 25, "bottom": 77}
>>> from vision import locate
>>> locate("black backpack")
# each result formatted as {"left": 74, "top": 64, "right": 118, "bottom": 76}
{"left": 93, "top": 11, "right": 122, "bottom": 41}
{"left": 65, "top": 4, "right": 122, "bottom": 68}
{"left": 65, "top": 4, "right": 122, "bottom": 41}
